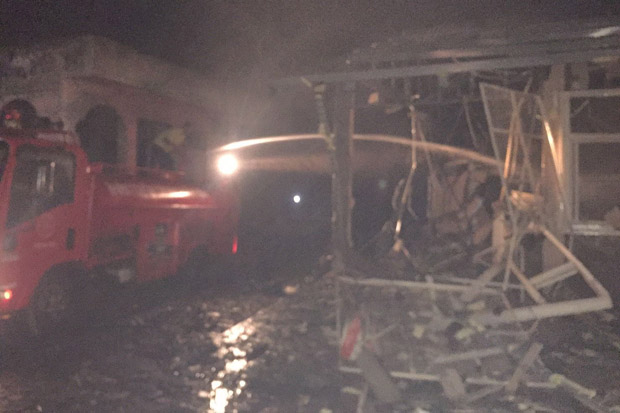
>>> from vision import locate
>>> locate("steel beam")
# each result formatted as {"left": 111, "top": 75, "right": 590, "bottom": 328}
{"left": 330, "top": 82, "right": 355, "bottom": 271}
{"left": 348, "top": 37, "right": 620, "bottom": 65}
{"left": 274, "top": 48, "right": 620, "bottom": 86}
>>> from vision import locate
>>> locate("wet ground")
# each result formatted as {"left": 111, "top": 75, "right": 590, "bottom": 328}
{"left": 0, "top": 280, "right": 272, "bottom": 412}
{"left": 0, "top": 242, "right": 343, "bottom": 413}
{"left": 1, "top": 242, "right": 620, "bottom": 412}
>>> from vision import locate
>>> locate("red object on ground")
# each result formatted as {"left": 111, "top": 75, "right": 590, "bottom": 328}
{"left": 340, "top": 316, "right": 362, "bottom": 360}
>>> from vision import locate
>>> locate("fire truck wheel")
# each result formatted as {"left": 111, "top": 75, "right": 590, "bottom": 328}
{"left": 30, "top": 272, "right": 77, "bottom": 336}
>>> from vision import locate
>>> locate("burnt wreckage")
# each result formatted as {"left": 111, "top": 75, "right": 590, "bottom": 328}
{"left": 267, "top": 19, "right": 620, "bottom": 411}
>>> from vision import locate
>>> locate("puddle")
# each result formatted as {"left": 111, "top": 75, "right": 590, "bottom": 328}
{"left": 204, "top": 316, "right": 261, "bottom": 412}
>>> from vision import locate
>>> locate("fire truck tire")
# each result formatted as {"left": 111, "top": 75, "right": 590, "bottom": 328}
{"left": 30, "top": 270, "right": 79, "bottom": 336}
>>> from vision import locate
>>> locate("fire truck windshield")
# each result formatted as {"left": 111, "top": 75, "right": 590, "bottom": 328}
{"left": 6, "top": 145, "right": 75, "bottom": 228}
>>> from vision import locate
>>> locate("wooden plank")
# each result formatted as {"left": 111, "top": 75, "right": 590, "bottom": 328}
{"left": 338, "top": 276, "right": 500, "bottom": 295}
{"left": 508, "top": 260, "right": 546, "bottom": 304}
{"left": 433, "top": 347, "right": 505, "bottom": 364}
{"left": 529, "top": 262, "right": 578, "bottom": 288}
{"left": 471, "top": 296, "right": 612, "bottom": 325}
{"left": 460, "top": 264, "right": 503, "bottom": 302}
{"left": 505, "top": 342, "right": 543, "bottom": 394}
{"left": 355, "top": 349, "right": 402, "bottom": 404}
{"left": 340, "top": 365, "right": 556, "bottom": 389}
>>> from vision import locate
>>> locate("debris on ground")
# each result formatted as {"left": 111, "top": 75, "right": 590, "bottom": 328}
{"left": 329, "top": 84, "right": 619, "bottom": 412}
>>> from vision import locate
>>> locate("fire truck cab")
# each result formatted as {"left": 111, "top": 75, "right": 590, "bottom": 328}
{"left": 0, "top": 129, "right": 238, "bottom": 334}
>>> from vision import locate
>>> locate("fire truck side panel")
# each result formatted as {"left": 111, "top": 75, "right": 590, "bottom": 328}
{"left": 87, "top": 168, "right": 219, "bottom": 282}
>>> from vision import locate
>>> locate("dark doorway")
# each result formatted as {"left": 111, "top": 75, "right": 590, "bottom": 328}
{"left": 76, "top": 105, "right": 123, "bottom": 163}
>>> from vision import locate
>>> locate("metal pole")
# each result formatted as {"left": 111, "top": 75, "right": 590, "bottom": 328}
{"left": 330, "top": 82, "right": 355, "bottom": 273}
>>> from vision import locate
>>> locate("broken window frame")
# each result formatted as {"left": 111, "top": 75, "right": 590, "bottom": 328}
{"left": 560, "top": 87, "right": 620, "bottom": 235}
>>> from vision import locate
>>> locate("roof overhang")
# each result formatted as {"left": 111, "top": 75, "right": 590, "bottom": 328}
{"left": 274, "top": 19, "right": 620, "bottom": 87}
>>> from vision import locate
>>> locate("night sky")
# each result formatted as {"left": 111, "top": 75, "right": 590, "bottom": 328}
{"left": 1, "top": 0, "right": 619, "bottom": 137}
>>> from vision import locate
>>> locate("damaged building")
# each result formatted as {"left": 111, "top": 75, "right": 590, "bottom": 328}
{"left": 252, "top": 18, "right": 620, "bottom": 411}
{"left": 0, "top": 36, "right": 219, "bottom": 180}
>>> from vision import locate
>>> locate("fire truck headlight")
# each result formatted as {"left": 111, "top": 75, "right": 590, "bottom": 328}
{"left": 217, "top": 154, "right": 239, "bottom": 176}
{"left": 2, "top": 289, "right": 12, "bottom": 300}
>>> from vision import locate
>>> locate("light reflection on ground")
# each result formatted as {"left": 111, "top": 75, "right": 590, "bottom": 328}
{"left": 205, "top": 317, "right": 258, "bottom": 413}
{"left": 225, "top": 358, "right": 247, "bottom": 373}
{"left": 209, "top": 387, "right": 231, "bottom": 413}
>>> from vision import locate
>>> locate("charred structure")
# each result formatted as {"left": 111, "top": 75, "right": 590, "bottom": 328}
{"left": 267, "top": 18, "right": 620, "bottom": 411}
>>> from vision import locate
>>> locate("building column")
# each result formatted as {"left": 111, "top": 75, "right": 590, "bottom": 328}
{"left": 330, "top": 82, "right": 355, "bottom": 272}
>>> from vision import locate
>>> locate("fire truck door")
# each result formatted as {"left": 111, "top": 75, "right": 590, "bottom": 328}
{"left": 5, "top": 146, "right": 79, "bottom": 284}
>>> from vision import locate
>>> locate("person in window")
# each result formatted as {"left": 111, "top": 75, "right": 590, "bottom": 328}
{"left": 148, "top": 126, "right": 185, "bottom": 170}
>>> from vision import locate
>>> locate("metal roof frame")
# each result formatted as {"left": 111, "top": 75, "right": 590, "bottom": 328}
{"left": 275, "top": 19, "right": 620, "bottom": 87}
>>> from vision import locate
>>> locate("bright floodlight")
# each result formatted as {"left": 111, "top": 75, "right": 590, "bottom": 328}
{"left": 217, "top": 154, "right": 239, "bottom": 175}
{"left": 293, "top": 194, "right": 301, "bottom": 204}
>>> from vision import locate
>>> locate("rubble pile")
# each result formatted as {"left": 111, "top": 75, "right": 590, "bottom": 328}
{"left": 337, "top": 272, "right": 586, "bottom": 411}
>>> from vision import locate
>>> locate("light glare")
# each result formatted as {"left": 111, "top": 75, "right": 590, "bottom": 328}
{"left": 217, "top": 154, "right": 239, "bottom": 175}
{"left": 589, "top": 26, "right": 620, "bottom": 38}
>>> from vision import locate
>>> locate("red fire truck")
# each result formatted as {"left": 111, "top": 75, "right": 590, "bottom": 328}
{"left": 0, "top": 128, "right": 238, "bottom": 334}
